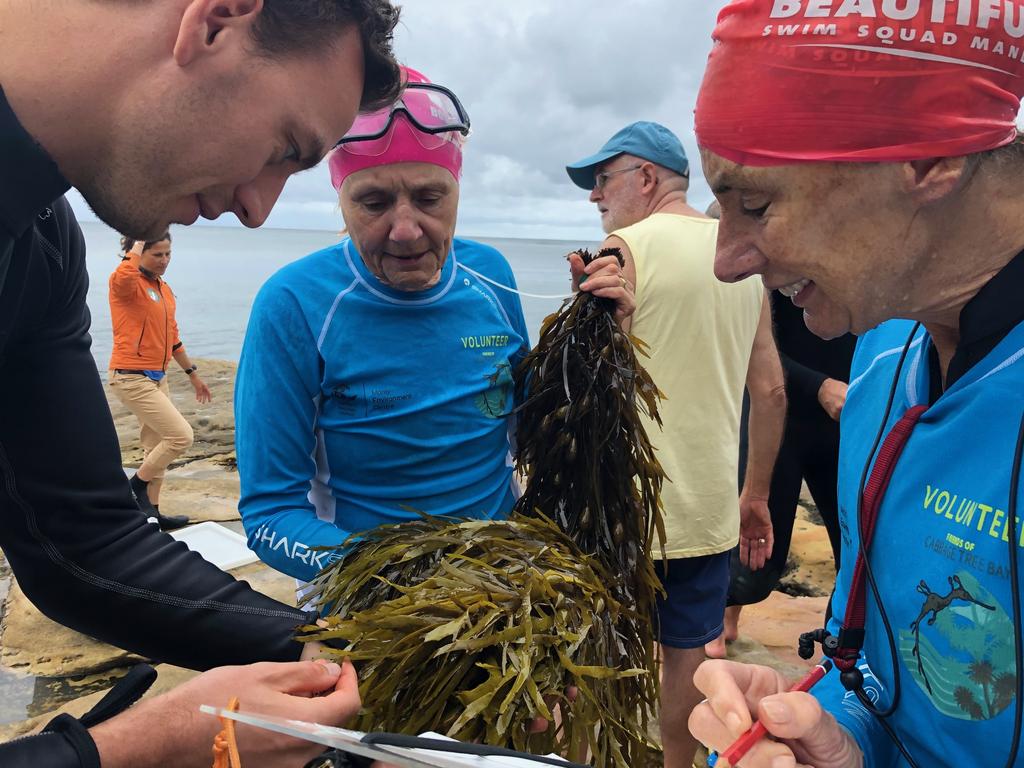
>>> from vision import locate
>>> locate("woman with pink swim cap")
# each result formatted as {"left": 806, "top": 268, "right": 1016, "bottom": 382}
{"left": 690, "top": 3, "right": 1024, "bottom": 768}
{"left": 233, "top": 68, "right": 634, "bottom": 597}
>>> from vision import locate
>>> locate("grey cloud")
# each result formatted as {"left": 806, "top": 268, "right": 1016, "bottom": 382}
{"left": 392, "top": 0, "right": 720, "bottom": 238}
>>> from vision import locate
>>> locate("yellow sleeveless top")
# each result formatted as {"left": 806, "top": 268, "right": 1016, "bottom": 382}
{"left": 615, "top": 213, "right": 763, "bottom": 557}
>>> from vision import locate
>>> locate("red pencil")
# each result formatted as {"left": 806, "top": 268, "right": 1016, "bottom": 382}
{"left": 715, "top": 659, "right": 834, "bottom": 767}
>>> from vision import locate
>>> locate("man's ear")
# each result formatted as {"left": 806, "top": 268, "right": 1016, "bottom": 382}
{"left": 904, "top": 155, "right": 972, "bottom": 207}
{"left": 640, "top": 161, "right": 659, "bottom": 191}
{"left": 173, "top": 0, "right": 264, "bottom": 67}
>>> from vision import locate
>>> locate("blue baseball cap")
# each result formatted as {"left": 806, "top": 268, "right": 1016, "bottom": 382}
{"left": 566, "top": 121, "right": 689, "bottom": 190}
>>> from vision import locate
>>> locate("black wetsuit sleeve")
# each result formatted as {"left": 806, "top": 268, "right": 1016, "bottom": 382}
{"left": 0, "top": 199, "right": 313, "bottom": 671}
{"left": 0, "top": 664, "right": 157, "bottom": 767}
{"left": 770, "top": 293, "right": 855, "bottom": 415}
{"left": 779, "top": 349, "right": 829, "bottom": 406}
{"left": 0, "top": 729, "right": 95, "bottom": 768}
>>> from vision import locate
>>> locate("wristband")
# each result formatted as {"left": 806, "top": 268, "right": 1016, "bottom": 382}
{"left": 41, "top": 714, "right": 102, "bottom": 768}
{"left": 184, "top": 365, "right": 198, "bottom": 376}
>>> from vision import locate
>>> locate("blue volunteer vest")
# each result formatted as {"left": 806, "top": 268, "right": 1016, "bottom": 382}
{"left": 814, "top": 318, "right": 1024, "bottom": 767}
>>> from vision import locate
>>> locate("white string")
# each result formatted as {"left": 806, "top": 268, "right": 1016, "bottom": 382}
{"left": 459, "top": 264, "right": 573, "bottom": 300}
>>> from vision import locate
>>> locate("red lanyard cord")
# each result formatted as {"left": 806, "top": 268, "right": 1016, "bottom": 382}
{"left": 831, "top": 324, "right": 922, "bottom": 700}
{"left": 797, "top": 323, "right": 922, "bottom": 764}
{"left": 836, "top": 404, "right": 928, "bottom": 672}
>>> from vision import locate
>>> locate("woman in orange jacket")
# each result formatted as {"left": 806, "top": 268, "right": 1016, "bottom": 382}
{"left": 108, "top": 232, "right": 211, "bottom": 531}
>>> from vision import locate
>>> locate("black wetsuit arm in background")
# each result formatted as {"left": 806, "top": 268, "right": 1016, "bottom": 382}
{"left": 780, "top": 349, "right": 830, "bottom": 406}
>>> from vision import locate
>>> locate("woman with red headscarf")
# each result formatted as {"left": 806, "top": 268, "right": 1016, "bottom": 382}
{"left": 689, "top": 2, "right": 1024, "bottom": 767}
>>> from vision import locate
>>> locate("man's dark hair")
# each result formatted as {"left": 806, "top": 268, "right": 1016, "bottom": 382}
{"left": 251, "top": 0, "right": 403, "bottom": 112}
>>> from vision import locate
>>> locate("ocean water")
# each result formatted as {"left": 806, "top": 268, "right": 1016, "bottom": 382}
{"left": 82, "top": 222, "right": 595, "bottom": 367}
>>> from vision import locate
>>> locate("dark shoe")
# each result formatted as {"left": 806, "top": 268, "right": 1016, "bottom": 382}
{"left": 129, "top": 473, "right": 156, "bottom": 514}
{"left": 156, "top": 512, "right": 190, "bottom": 532}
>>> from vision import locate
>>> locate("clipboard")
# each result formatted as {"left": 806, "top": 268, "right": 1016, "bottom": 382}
{"left": 199, "top": 706, "right": 585, "bottom": 767}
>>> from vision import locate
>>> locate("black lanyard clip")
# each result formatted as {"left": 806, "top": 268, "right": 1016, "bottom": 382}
{"left": 798, "top": 627, "right": 868, "bottom": 693}
{"left": 797, "top": 627, "right": 838, "bottom": 661}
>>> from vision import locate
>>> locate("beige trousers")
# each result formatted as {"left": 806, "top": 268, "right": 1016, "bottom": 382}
{"left": 108, "top": 371, "right": 194, "bottom": 503}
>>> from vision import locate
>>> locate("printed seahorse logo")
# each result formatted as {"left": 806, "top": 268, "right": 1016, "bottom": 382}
{"left": 898, "top": 571, "right": 1016, "bottom": 721}
{"left": 475, "top": 362, "right": 513, "bottom": 419}
{"left": 910, "top": 575, "right": 995, "bottom": 695}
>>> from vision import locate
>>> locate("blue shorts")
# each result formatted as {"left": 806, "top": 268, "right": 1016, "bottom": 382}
{"left": 653, "top": 552, "right": 731, "bottom": 649}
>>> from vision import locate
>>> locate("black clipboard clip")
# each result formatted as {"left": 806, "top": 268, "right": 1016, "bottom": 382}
{"left": 361, "top": 732, "right": 589, "bottom": 768}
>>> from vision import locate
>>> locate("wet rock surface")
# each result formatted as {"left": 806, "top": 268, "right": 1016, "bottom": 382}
{"left": 0, "top": 540, "right": 298, "bottom": 735}
{"left": 1, "top": 359, "right": 840, "bottom": 755}
{"left": 0, "top": 360, "right": 259, "bottom": 732}
{"left": 105, "top": 359, "right": 239, "bottom": 472}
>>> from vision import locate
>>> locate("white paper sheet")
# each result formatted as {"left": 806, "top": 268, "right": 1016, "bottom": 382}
{"left": 198, "top": 706, "right": 575, "bottom": 768}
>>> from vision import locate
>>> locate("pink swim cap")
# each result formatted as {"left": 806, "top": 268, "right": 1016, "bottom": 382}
{"left": 328, "top": 67, "right": 465, "bottom": 190}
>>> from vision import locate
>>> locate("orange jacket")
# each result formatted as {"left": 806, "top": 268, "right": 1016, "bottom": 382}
{"left": 108, "top": 254, "right": 184, "bottom": 370}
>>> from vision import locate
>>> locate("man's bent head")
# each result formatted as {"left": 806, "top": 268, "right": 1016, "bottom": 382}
{"left": 76, "top": 0, "right": 402, "bottom": 239}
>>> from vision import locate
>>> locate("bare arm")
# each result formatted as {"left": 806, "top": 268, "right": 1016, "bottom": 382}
{"left": 91, "top": 661, "right": 360, "bottom": 768}
{"left": 739, "top": 292, "right": 787, "bottom": 569}
{"left": 171, "top": 348, "right": 211, "bottom": 404}
{"left": 605, "top": 235, "right": 637, "bottom": 334}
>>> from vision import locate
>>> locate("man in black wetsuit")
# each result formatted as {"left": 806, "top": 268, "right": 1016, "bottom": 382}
{"left": 0, "top": 1, "right": 401, "bottom": 765}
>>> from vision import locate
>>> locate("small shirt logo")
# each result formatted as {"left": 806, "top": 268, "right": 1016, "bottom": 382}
{"left": 330, "top": 383, "right": 359, "bottom": 416}
{"left": 147, "top": 288, "right": 160, "bottom": 302}
{"left": 475, "top": 362, "right": 514, "bottom": 419}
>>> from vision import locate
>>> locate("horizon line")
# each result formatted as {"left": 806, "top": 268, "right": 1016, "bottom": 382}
{"left": 77, "top": 218, "right": 600, "bottom": 245}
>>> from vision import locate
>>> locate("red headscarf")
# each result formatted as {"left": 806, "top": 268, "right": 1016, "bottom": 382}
{"left": 696, "top": 0, "right": 1024, "bottom": 165}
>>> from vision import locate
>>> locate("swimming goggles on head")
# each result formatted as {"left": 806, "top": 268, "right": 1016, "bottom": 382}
{"left": 334, "top": 82, "right": 471, "bottom": 154}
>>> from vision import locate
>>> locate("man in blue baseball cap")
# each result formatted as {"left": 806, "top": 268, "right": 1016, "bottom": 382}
{"left": 566, "top": 120, "right": 690, "bottom": 191}
{"left": 567, "top": 123, "right": 786, "bottom": 768}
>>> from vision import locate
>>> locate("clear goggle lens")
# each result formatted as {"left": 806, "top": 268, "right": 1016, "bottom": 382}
{"left": 335, "top": 82, "right": 470, "bottom": 155}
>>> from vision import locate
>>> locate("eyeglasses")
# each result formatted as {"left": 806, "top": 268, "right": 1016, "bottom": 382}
{"left": 334, "top": 82, "right": 471, "bottom": 154}
{"left": 593, "top": 165, "right": 644, "bottom": 190}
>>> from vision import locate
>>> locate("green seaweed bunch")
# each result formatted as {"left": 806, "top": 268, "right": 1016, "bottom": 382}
{"left": 513, "top": 245, "right": 667, "bottom": 761}
{"left": 298, "top": 516, "right": 650, "bottom": 764}
{"left": 513, "top": 246, "right": 667, "bottom": 610}
{"left": 299, "top": 246, "right": 666, "bottom": 766}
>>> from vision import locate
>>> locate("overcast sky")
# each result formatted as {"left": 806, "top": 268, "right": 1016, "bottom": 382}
{"left": 68, "top": 1, "right": 721, "bottom": 241}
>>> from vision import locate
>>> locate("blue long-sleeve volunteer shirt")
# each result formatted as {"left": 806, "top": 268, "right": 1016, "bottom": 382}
{"left": 813, "top": 316, "right": 1024, "bottom": 766}
{"left": 235, "top": 237, "right": 530, "bottom": 582}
